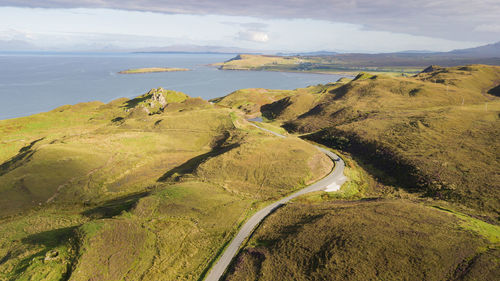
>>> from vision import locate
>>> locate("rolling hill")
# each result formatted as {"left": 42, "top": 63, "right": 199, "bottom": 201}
{"left": 0, "top": 88, "right": 332, "bottom": 280}
{"left": 1, "top": 64, "right": 499, "bottom": 281}
{"left": 213, "top": 64, "right": 500, "bottom": 281}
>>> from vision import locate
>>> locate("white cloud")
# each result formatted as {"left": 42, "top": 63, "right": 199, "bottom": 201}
{"left": 474, "top": 24, "right": 500, "bottom": 33}
{"left": 0, "top": 28, "right": 34, "bottom": 40}
{"left": 1, "top": 0, "right": 499, "bottom": 41}
{"left": 237, "top": 30, "right": 269, "bottom": 43}
{"left": 0, "top": 7, "right": 486, "bottom": 52}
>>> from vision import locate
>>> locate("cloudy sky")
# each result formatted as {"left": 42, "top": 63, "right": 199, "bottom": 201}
{"left": 0, "top": 0, "right": 499, "bottom": 53}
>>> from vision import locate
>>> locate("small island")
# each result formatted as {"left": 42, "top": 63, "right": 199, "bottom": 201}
{"left": 118, "top": 67, "right": 190, "bottom": 74}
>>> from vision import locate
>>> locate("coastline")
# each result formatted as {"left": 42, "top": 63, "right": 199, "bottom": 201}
{"left": 210, "top": 64, "right": 419, "bottom": 77}
{"left": 210, "top": 65, "right": 357, "bottom": 76}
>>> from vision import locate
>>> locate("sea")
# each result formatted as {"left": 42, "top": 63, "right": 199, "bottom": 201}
{"left": 0, "top": 52, "right": 344, "bottom": 120}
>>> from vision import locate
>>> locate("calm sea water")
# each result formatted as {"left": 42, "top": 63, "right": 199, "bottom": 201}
{"left": 0, "top": 52, "right": 344, "bottom": 120}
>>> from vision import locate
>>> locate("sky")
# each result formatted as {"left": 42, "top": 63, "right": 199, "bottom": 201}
{"left": 0, "top": 0, "right": 499, "bottom": 53}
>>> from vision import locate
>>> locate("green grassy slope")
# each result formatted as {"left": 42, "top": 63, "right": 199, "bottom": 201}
{"left": 3, "top": 63, "right": 499, "bottom": 281}
{"left": 213, "top": 54, "right": 305, "bottom": 71}
{"left": 0, "top": 87, "right": 332, "bottom": 280}
{"left": 246, "top": 65, "right": 500, "bottom": 218}
{"left": 70, "top": 182, "right": 252, "bottom": 281}
{"left": 225, "top": 200, "right": 499, "bottom": 281}
{"left": 211, "top": 84, "right": 345, "bottom": 119}
{"left": 210, "top": 88, "right": 297, "bottom": 116}
{"left": 195, "top": 135, "right": 332, "bottom": 200}
{"left": 0, "top": 88, "right": 225, "bottom": 218}
{"left": 208, "top": 64, "right": 500, "bottom": 281}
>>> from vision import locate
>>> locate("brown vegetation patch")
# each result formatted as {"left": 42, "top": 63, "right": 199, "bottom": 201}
{"left": 225, "top": 200, "right": 491, "bottom": 281}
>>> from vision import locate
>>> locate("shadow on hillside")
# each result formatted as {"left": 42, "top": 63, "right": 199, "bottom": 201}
{"left": 487, "top": 84, "right": 500, "bottom": 97}
{"left": 0, "top": 138, "right": 44, "bottom": 177}
{"left": 82, "top": 192, "right": 149, "bottom": 219}
{"left": 300, "top": 130, "right": 424, "bottom": 194}
{"left": 0, "top": 251, "right": 11, "bottom": 266}
{"left": 122, "top": 94, "right": 151, "bottom": 109}
{"left": 157, "top": 143, "right": 239, "bottom": 182}
{"left": 22, "top": 226, "right": 76, "bottom": 248}
{"left": 111, "top": 116, "right": 124, "bottom": 123}
{"left": 9, "top": 226, "right": 78, "bottom": 277}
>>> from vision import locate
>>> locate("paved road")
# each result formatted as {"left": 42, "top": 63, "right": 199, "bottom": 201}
{"left": 204, "top": 120, "right": 346, "bottom": 281}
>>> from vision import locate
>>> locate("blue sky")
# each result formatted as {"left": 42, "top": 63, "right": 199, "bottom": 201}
{"left": 0, "top": 0, "right": 499, "bottom": 53}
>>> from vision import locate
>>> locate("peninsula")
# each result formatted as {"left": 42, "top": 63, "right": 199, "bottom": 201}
{"left": 214, "top": 42, "right": 500, "bottom": 76}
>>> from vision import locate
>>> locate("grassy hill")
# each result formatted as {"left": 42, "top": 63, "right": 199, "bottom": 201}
{"left": 212, "top": 64, "right": 500, "bottom": 280}
{"left": 213, "top": 54, "right": 305, "bottom": 71}
{"left": 209, "top": 88, "right": 297, "bottom": 116}
{"left": 219, "top": 65, "right": 500, "bottom": 219}
{"left": 2, "top": 63, "right": 499, "bottom": 281}
{"left": 225, "top": 200, "right": 500, "bottom": 281}
{"left": 0, "top": 88, "right": 332, "bottom": 280}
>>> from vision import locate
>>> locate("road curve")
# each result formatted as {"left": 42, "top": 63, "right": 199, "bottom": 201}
{"left": 204, "top": 120, "right": 346, "bottom": 281}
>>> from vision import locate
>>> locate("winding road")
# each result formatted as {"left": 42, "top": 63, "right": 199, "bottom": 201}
{"left": 204, "top": 119, "right": 347, "bottom": 281}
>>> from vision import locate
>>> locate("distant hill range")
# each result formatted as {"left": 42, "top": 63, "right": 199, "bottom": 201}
{"left": 299, "top": 41, "right": 500, "bottom": 68}
{"left": 136, "top": 42, "right": 500, "bottom": 69}
{"left": 135, "top": 41, "right": 500, "bottom": 59}
{"left": 276, "top": 51, "right": 339, "bottom": 56}
{"left": 215, "top": 42, "right": 500, "bottom": 75}
{"left": 449, "top": 41, "right": 500, "bottom": 57}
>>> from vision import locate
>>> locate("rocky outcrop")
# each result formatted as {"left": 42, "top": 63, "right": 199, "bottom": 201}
{"left": 150, "top": 88, "right": 168, "bottom": 108}
{"left": 123, "top": 87, "right": 189, "bottom": 118}
{"left": 420, "top": 65, "right": 442, "bottom": 73}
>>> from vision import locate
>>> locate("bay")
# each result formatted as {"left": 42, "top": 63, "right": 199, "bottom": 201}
{"left": 0, "top": 52, "right": 344, "bottom": 120}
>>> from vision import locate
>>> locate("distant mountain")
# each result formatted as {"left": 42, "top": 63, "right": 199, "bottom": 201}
{"left": 395, "top": 50, "right": 435, "bottom": 54}
{"left": 449, "top": 41, "right": 500, "bottom": 57}
{"left": 277, "top": 51, "right": 339, "bottom": 56}
{"left": 136, "top": 41, "right": 500, "bottom": 57}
